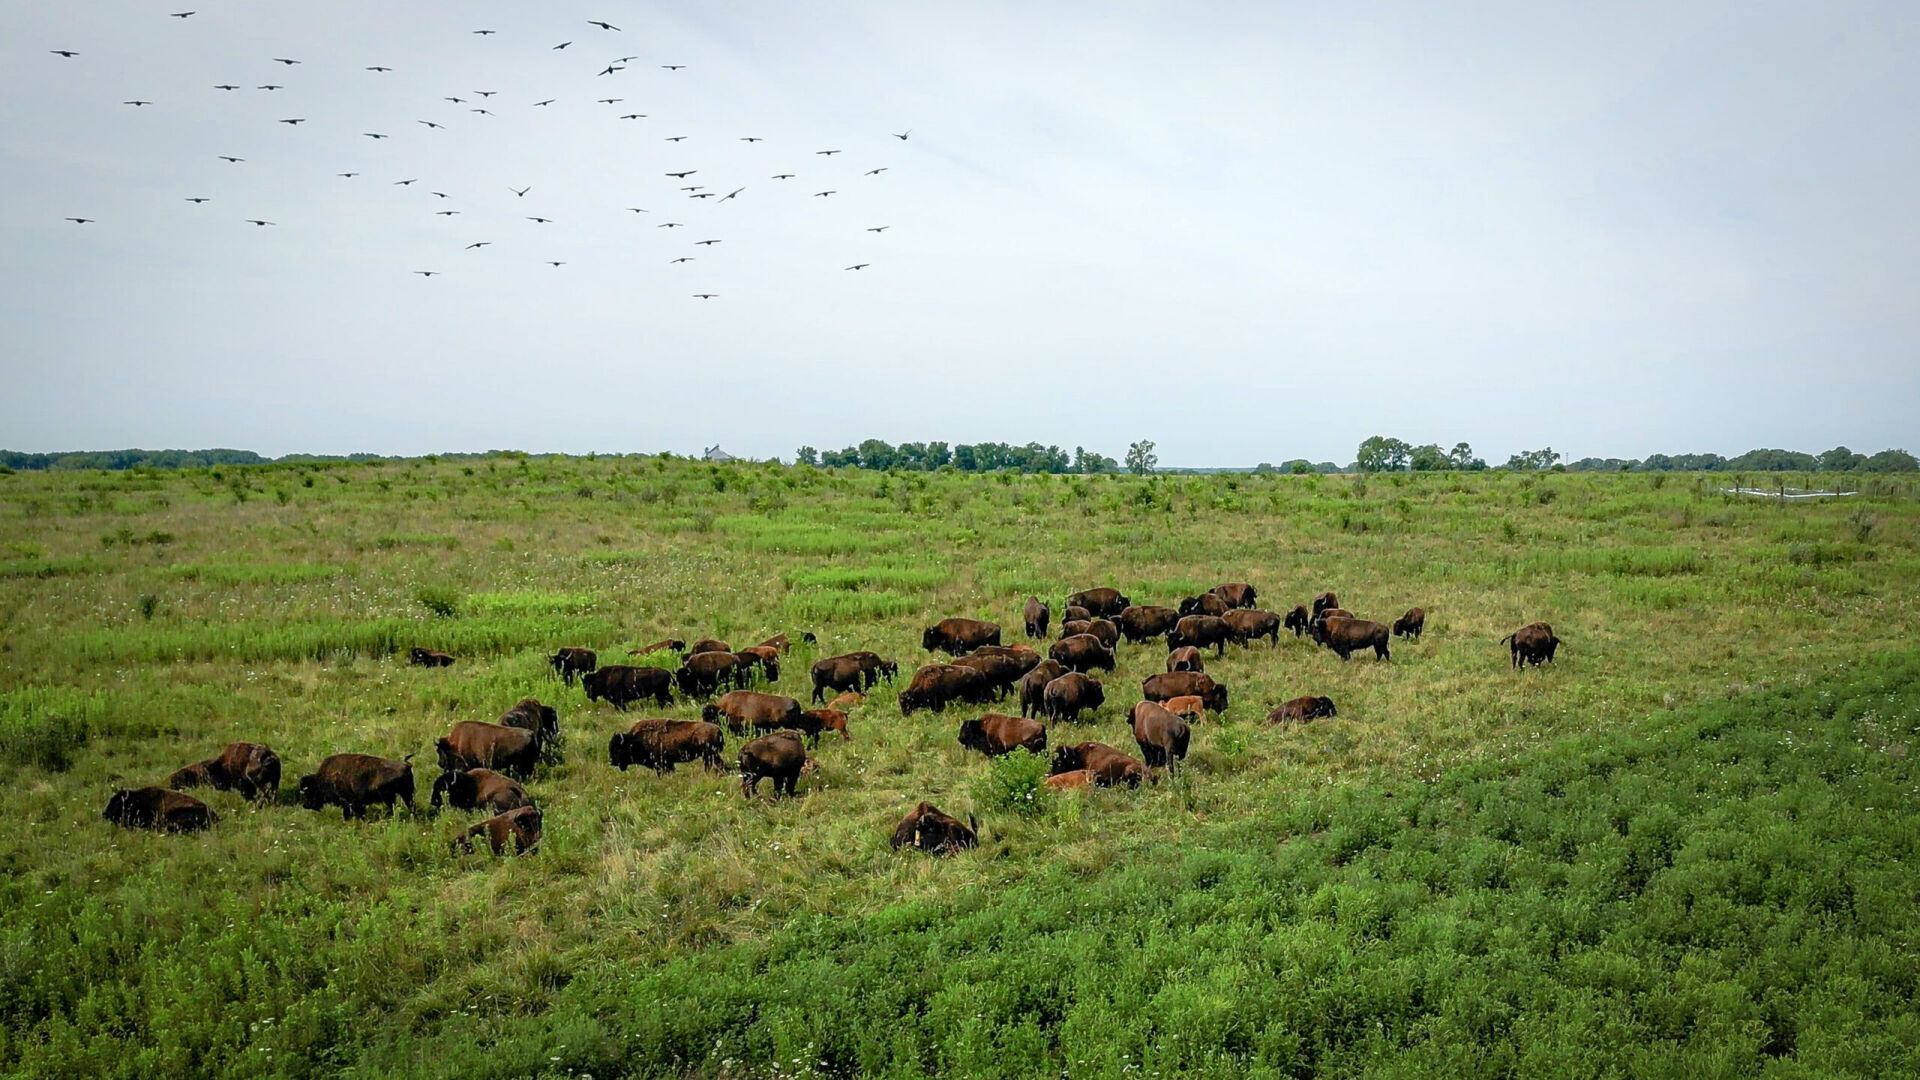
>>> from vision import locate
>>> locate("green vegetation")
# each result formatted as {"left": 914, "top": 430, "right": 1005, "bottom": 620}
{"left": 0, "top": 458, "right": 1917, "bottom": 1077}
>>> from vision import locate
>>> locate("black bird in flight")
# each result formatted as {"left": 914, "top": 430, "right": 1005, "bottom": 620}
{"left": 170, "top": 11, "right": 195, "bottom": 17}
{"left": 419, "top": 120, "right": 443, "bottom": 129}
{"left": 445, "top": 96, "right": 465, "bottom": 103}
{"left": 816, "top": 149, "right": 839, "bottom": 155}
{"left": 721, "top": 188, "right": 744, "bottom": 201}
{"left": 657, "top": 222, "right": 683, "bottom": 228}
{"left": 51, "top": 50, "right": 78, "bottom": 58}
{"left": 598, "top": 64, "right": 623, "bottom": 76}
{"left": 246, "top": 219, "right": 275, "bottom": 226}
{"left": 665, "top": 135, "right": 687, "bottom": 141}
{"left": 589, "top": 20, "right": 621, "bottom": 31}
{"left": 185, "top": 197, "right": 209, "bottom": 203}
{"left": 214, "top": 84, "right": 239, "bottom": 89}
{"left": 666, "top": 170, "right": 696, "bottom": 178}
{"left": 627, "top": 207, "right": 649, "bottom": 213}
{"left": 257, "top": 84, "right": 282, "bottom": 90}
{"left": 867, "top": 226, "right": 889, "bottom": 232}
{"left": 66, "top": 217, "right": 94, "bottom": 223}
{"left": 813, "top": 190, "right": 836, "bottom": 197}
{"left": 475, "top": 91, "right": 496, "bottom": 97}
{"left": 614, "top": 55, "right": 639, "bottom": 63}
{"left": 510, "top": 186, "right": 530, "bottom": 197}
{"left": 219, "top": 155, "right": 245, "bottom": 162}
{"left": 337, "top": 172, "right": 358, "bottom": 177}
{"left": 430, "top": 191, "right": 448, "bottom": 198}
{"left": 662, "top": 64, "right": 685, "bottom": 70}
{"left": 367, "top": 66, "right": 392, "bottom": 72}
{"left": 740, "top": 137, "right": 762, "bottom": 142}
{"left": 471, "top": 108, "right": 494, "bottom": 116}
{"left": 865, "top": 167, "right": 888, "bottom": 175}
{"left": 597, "top": 98, "right": 621, "bottom": 104}
{"left": 416, "top": 271, "right": 438, "bottom": 276}
{"left": 272, "top": 58, "right": 300, "bottom": 65}
{"left": 845, "top": 263, "right": 869, "bottom": 270}
{"left": 363, "top": 132, "right": 388, "bottom": 138}
{"left": 553, "top": 41, "right": 571, "bottom": 50}
{"left": 124, "top": 100, "right": 152, "bottom": 106}
{"left": 466, "top": 242, "right": 490, "bottom": 249}
{"left": 395, "top": 178, "right": 418, "bottom": 185}
{"left": 473, "top": 30, "right": 496, "bottom": 35}
{"left": 671, "top": 257, "right": 694, "bottom": 263}
{"left": 533, "top": 99, "right": 554, "bottom": 106}
{"left": 279, "top": 118, "right": 305, "bottom": 125}
{"left": 892, "top": 129, "right": 911, "bottom": 140}
{"left": 680, "top": 186, "right": 704, "bottom": 191}
{"left": 695, "top": 239, "right": 721, "bottom": 245}
{"left": 527, "top": 216, "right": 552, "bottom": 223}
{"left": 620, "top": 113, "right": 645, "bottom": 120}
{"left": 688, "top": 192, "right": 715, "bottom": 199}
{"left": 435, "top": 210, "right": 459, "bottom": 216}
{"left": 771, "top": 173, "right": 794, "bottom": 179}
{"left": 547, "top": 261, "right": 565, "bottom": 267}
{"left": 692, "top": 293, "right": 716, "bottom": 299}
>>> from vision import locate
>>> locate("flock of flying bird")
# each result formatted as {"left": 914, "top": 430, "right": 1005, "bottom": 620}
{"left": 48, "top": 11, "right": 911, "bottom": 299}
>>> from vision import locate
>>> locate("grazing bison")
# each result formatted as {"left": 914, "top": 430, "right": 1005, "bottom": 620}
{"left": 1049, "top": 741, "right": 1148, "bottom": 789}
{"left": 1503, "top": 622, "right": 1561, "bottom": 668}
{"left": 1210, "top": 582, "right": 1259, "bottom": 609}
{"left": 298, "top": 753, "right": 415, "bottom": 819}
{"left": 1043, "top": 672, "right": 1106, "bottom": 723}
{"left": 732, "top": 646, "right": 782, "bottom": 684}
{"left": 547, "top": 647, "right": 595, "bottom": 683}
{"left": 687, "top": 638, "right": 732, "bottom": 656}
{"left": 952, "top": 652, "right": 1028, "bottom": 700}
{"left": 922, "top": 617, "right": 1002, "bottom": 655}
{"left": 165, "top": 742, "right": 280, "bottom": 801}
{"left": 900, "top": 663, "right": 992, "bottom": 716}
{"left": 811, "top": 655, "right": 868, "bottom": 703}
{"left": 1312, "top": 592, "right": 1340, "bottom": 617}
{"left": 437, "top": 721, "right": 545, "bottom": 780}
{"left": 1393, "top": 607, "right": 1427, "bottom": 639}
{"left": 630, "top": 638, "right": 685, "bottom": 657}
{"left": 1062, "top": 604, "right": 1093, "bottom": 624}
{"left": 1073, "top": 618, "right": 1120, "bottom": 649}
{"left": 1178, "top": 593, "right": 1229, "bottom": 618}
{"left": 891, "top": 802, "right": 979, "bottom": 856}
{"left": 1050, "top": 634, "right": 1116, "bottom": 674}
{"left": 703, "top": 691, "right": 805, "bottom": 738}
{"left": 1117, "top": 605, "right": 1181, "bottom": 643}
{"left": 103, "top": 787, "right": 216, "bottom": 832}
{"left": 1065, "top": 588, "right": 1130, "bottom": 618}
{"left": 1143, "top": 671, "right": 1228, "bottom": 713}
{"left": 739, "top": 730, "right": 808, "bottom": 797}
{"left": 455, "top": 805, "right": 541, "bottom": 856}
{"left": 1307, "top": 608, "right": 1353, "bottom": 646}
{"left": 497, "top": 698, "right": 560, "bottom": 744}
{"left": 1269, "top": 696, "right": 1337, "bottom": 724}
{"left": 584, "top": 665, "right": 676, "bottom": 710}
{"left": 1044, "top": 769, "right": 1096, "bottom": 791}
{"left": 609, "top": 718, "right": 725, "bottom": 772}
{"left": 757, "top": 633, "right": 799, "bottom": 655}
{"left": 430, "top": 768, "right": 532, "bottom": 814}
{"left": 1018, "top": 659, "right": 1066, "bottom": 718}
{"left": 957, "top": 713, "right": 1048, "bottom": 757}
{"left": 676, "top": 651, "right": 742, "bottom": 698}
{"left": 1321, "top": 616, "right": 1391, "bottom": 661}
{"left": 1162, "top": 695, "right": 1206, "bottom": 722}
{"left": 1223, "top": 608, "right": 1282, "bottom": 647}
{"left": 802, "top": 708, "right": 851, "bottom": 742}
{"left": 410, "top": 647, "right": 454, "bottom": 668}
{"left": 1024, "top": 596, "right": 1051, "bottom": 639}
{"left": 1167, "top": 615, "right": 1232, "bottom": 657}
{"left": 829, "top": 692, "right": 864, "bottom": 710}
{"left": 842, "top": 650, "right": 899, "bottom": 686}
{"left": 1130, "top": 701, "right": 1191, "bottom": 771}
{"left": 1166, "top": 646, "right": 1205, "bottom": 674}
{"left": 1284, "top": 605, "right": 1311, "bottom": 637}
{"left": 967, "top": 644, "right": 1042, "bottom": 673}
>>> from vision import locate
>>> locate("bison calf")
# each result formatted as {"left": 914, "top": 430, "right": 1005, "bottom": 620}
{"left": 1269, "top": 696, "right": 1337, "bottom": 724}
{"left": 1392, "top": 607, "right": 1426, "bottom": 639}
{"left": 103, "top": 787, "right": 216, "bottom": 832}
{"left": 455, "top": 805, "right": 542, "bottom": 855}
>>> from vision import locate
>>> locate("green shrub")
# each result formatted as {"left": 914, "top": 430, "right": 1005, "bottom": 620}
{"left": 975, "top": 748, "right": 1049, "bottom": 818}
{"left": 413, "top": 585, "right": 462, "bottom": 618}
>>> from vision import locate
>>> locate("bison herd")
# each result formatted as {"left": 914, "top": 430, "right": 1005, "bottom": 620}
{"left": 102, "top": 580, "right": 1561, "bottom": 864}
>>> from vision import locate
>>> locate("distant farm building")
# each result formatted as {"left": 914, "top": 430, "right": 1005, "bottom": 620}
{"left": 702, "top": 445, "right": 736, "bottom": 463}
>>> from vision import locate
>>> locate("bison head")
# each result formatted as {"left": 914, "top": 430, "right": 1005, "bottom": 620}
{"left": 102, "top": 789, "right": 134, "bottom": 825}
{"left": 1204, "top": 684, "right": 1229, "bottom": 713}
{"left": 920, "top": 627, "right": 943, "bottom": 652}
{"left": 608, "top": 733, "right": 636, "bottom": 770}
{"left": 430, "top": 768, "right": 472, "bottom": 810}
{"left": 434, "top": 737, "right": 459, "bottom": 771}
{"left": 700, "top": 703, "right": 722, "bottom": 724}
{"left": 1049, "top": 745, "right": 1087, "bottom": 774}
{"left": 1084, "top": 681, "right": 1108, "bottom": 711}
{"left": 955, "top": 719, "right": 987, "bottom": 752}
{"left": 1314, "top": 697, "right": 1337, "bottom": 718}
{"left": 297, "top": 775, "right": 327, "bottom": 810}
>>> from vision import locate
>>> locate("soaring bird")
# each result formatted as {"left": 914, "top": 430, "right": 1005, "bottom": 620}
{"left": 213, "top": 84, "right": 239, "bottom": 89}
{"left": 337, "top": 172, "right": 358, "bottom": 177}
{"left": 473, "top": 30, "right": 496, "bottom": 35}
{"left": 435, "top": 210, "right": 459, "bottom": 216}
{"left": 418, "top": 120, "right": 443, "bottom": 129}
{"left": 65, "top": 217, "right": 94, "bottom": 224}
{"left": 169, "top": 10, "right": 195, "bottom": 16}
{"left": 272, "top": 58, "right": 300, "bottom": 65}
{"left": 363, "top": 132, "right": 388, "bottom": 138}
{"left": 465, "top": 242, "right": 490, "bottom": 249}
{"left": 816, "top": 149, "right": 840, "bottom": 155}
{"left": 597, "top": 64, "right": 623, "bottom": 76}
{"left": 845, "top": 263, "right": 869, "bottom": 270}
{"left": 671, "top": 257, "right": 694, "bottom": 263}
{"left": 620, "top": 113, "right": 645, "bottom": 120}
{"left": 813, "top": 190, "right": 836, "bottom": 197}
{"left": 185, "top": 197, "right": 209, "bottom": 203}
{"left": 471, "top": 108, "right": 494, "bottom": 116}
{"left": 662, "top": 64, "right": 685, "bottom": 70}
{"left": 666, "top": 170, "right": 695, "bottom": 178}
{"left": 657, "top": 222, "right": 683, "bottom": 228}
{"left": 892, "top": 129, "right": 911, "bottom": 140}
{"left": 547, "top": 261, "right": 565, "bottom": 267}
{"left": 431, "top": 191, "right": 448, "bottom": 198}
{"left": 695, "top": 239, "right": 721, "bottom": 246}
{"left": 416, "top": 271, "right": 438, "bottom": 276}
{"left": 614, "top": 56, "right": 639, "bottom": 62}
{"left": 257, "top": 84, "right": 282, "bottom": 90}
{"left": 867, "top": 226, "right": 890, "bottom": 232}
{"left": 533, "top": 99, "right": 554, "bottom": 106}
{"left": 553, "top": 41, "right": 572, "bottom": 49}
{"left": 123, "top": 100, "right": 152, "bottom": 106}
{"left": 510, "top": 186, "right": 530, "bottom": 197}
{"left": 865, "top": 167, "right": 888, "bottom": 175}
{"left": 527, "top": 216, "right": 552, "bottom": 223}
{"left": 596, "top": 98, "right": 622, "bottom": 104}
{"left": 740, "top": 137, "right": 762, "bottom": 142}
{"left": 680, "top": 186, "right": 704, "bottom": 191}
{"left": 721, "top": 187, "right": 744, "bottom": 201}
{"left": 51, "top": 50, "right": 78, "bottom": 58}
{"left": 444, "top": 96, "right": 465, "bottom": 103}
{"left": 366, "top": 66, "right": 392, "bottom": 72}
{"left": 246, "top": 219, "right": 275, "bottom": 226}
{"left": 692, "top": 293, "right": 716, "bottom": 299}
{"left": 394, "top": 178, "right": 417, "bottom": 185}
{"left": 664, "top": 135, "right": 687, "bottom": 142}
{"left": 589, "top": 20, "right": 621, "bottom": 30}
{"left": 688, "top": 192, "right": 715, "bottom": 199}
{"left": 475, "top": 91, "right": 496, "bottom": 97}
{"left": 626, "top": 207, "right": 649, "bottom": 213}
{"left": 219, "top": 155, "right": 245, "bottom": 162}
{"left": 279, "top": 118, "right": 305, "bottom": 125}
{"left": 771, "top": 173, "right": 794, "bottom": 179}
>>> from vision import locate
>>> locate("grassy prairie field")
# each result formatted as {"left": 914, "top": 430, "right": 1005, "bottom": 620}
{"left": 1, "top": 458, "right": 1918, "bottom": 1078}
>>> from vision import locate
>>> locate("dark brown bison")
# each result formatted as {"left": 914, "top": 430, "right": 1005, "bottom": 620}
{"left": 497, "top": 698, "right": 560, "bottom": 744}
{"left": 891, "top": 802, "right": 979, "bottom": 856}
{"left": 1223, "top": 609, "right": 1282, "bottom": 647}
{"left": 1269, "top": 696, "right": 1338, "bottom": 724}
{"left": 1312, "top": 591, "right": 1340, "bottom": 617}
{"left": 1503, "top": 622, "right": 1561, "bottom": 668}
{"left": 547, "top": 646, "right": 595, "bottom": 683}
{"left": 1130, "top": 701, "right": 1191, "bottom": 771}
{"left": 951, "top": 651, "right": 1028, "bottom": 700}
{"left": 739, "top": 730, "right": 808, "bottom": 797}
{"left": 1143, "top": 671, "right": 1228, "bottom": 713}
{"left": 1062, "top": 604, "right": 1092, "bottom": 624}
{"left": 676, "top": 651, "right": 742, "bottom": 698}
{"left": 1018, "top": 659, "right": 1066, "bottom": 718}
{"left": 1307, "top": 608, "right": 1353, "bottom": 646}
{"left": 437, "top": 721, "right": 545, "bottom": 780}
{"left": 922, "top": 617, "right": 1002, "bottom": 655}
{"left": 1393, "top": 607, "right": 1427, "bottom": 639}
{"left": 1166, "top": 646, "right": 1205, "bottom": 673}
{"left": 703, "top": 691, "right": 805, "bottom": 738}
{"left": 103, "top": 787, "right": 216, "bottom": 832}
{"left": 630, "top": 638, "right": 685, "bottom": 657}
{"left": 842, "top": 650, "right": 899, "bottom": 686}
{"left": 1167, "top": 615, "right": 1232, "bottom": 657}
{"left": 1043, "top": 672, "right": 1106, "bottom": 723}
{"left": 1076, "top": 618, "right": 1121, "bottom": 649}
{"left": 1050, "top": 634, "right": 1116, "bottom": 674}
{"left": 957, "top": 713, "right": 1048, "bottom": 757}
{"left": 430, "top": 767, "right": 532, "bottom": 814}
{"left": 803, "top": 708, "right": 851, "bottom": 742}
{"left": 967, "top": 644, "right": 1043, "bottom": 669}
{"left": 687, "top": 638, "right": 732, "bottom": 656}
{"left": 732, "top": 646, "right": 782, "bottom": 684}
{"left": 756, "top": 633, "right": 799, "bottom": 655}
{"left": 410, "top": 647, "right": 454, "bottom": 668}
{"left": 165, "top": 742, "right": 280, "bottom": 801}
{"left": 1321, "top": 616, "right": 1391, "bottom": 661}
{"left": 1116, "top": 605, "right": 1181, "bottom": 643}
{"left": 609, "top": 718, "right": 725, "bottom": 772}
{"left": 1024, "top": 596, "right": 1051, "bottom": 639}
{"left": 1065, "top": 588, "right": 1130, "bottom": 618}
{"left": 1178, "top": 592, "right": 1229, "bottom": 618}
{"left": 811, "top": 654, "right": 869, "bottom": 703}
{"left": 1284, "top": 605, "right": 1311, "bottom": 637}
{"left": 584, "top": 665, "right": 676, "bottom": 709}
{"left": 1210, "top": 582, "right": 1259, "bottom": 609}
{"left": 455, "top": 805, "right": 541, "bottom": 855}
{"left": 900, "top": 663, "right": 992, "bottom": 716}
{"left": 1049, "top": 741, "right": 1148, "bottom": 788}
{"left": 298, "top": 753, "right": 415, "bottom": 819}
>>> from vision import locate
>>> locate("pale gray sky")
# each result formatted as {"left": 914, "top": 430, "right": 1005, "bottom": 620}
{"left": 2, "top": 1, "right": 1915, "bottom": 464}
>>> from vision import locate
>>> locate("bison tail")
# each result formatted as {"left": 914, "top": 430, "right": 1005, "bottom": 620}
{"left": 1499, "top": 634, "right": 1515, "bottom": 646}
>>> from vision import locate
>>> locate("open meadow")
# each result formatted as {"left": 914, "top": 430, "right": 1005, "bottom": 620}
{"left": 2, "top": 457, "right": 1918, "bottom": 1078}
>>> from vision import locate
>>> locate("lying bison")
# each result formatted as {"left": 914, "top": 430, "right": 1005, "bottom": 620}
{"left": 900, "top": 663, "right": 992, "bottom": 716}
{"left": 430, "top": 767, "right": 532, "bottom": 814}
{"left": 1269, "top": 696, "right": 1337, "bottom": 724}
{"left": 1117, "top": 604, "right": 1181, "bottom": 643}
{"left": 609, "top": 718, "right": 725, "bottom": 772}
{"left": 410, "top": 648, "right": 454, "bottom": 668}
{"left": 298, "top": 753, "right": 415, "bottom": 819}
{"left": 103, "top": 787, "right": 216, "bottom": 832}
{"left": 548, "top": 647, "right": 596, "bottom": 684}
{"left": 1166, "top": 646, "right": 1205, "bottom": 674}
{"left": 1130, "top": 701, "right": 1191, "bottom": 771}
{"left": 1167, "top": 615, "right": 1231, "bottom": 657}
{"left": 922, "top": 617, "right": 1002, "bottom": 655}
{"left": 957, "top": 713, "right": 1047, "bottom": 757}
{"left": 1050, "top": 742, "right": 1148, "bottom": 788}
{"left": 739, "top": 730, "right": 808, "bottom": 797}
{"left": 1223, "top": 608, "right": 1281, "bottom": 647}
{"left": 437, "top": 721, "right": 546, "bottom": 780}
{"left": 584, "top": 665, "right": 675, "bottom": 710}
{"left": 1024, "top": 596, "right": 1051, "bottom": 639}
{"left": 455, "top": 805, "right": 541, "bottom": 855}
{"left": 166, "top": 742, "right": 280, "bottom": 801}
{"left": 1044, "top": 769, "right": 1095, "bottom": 791}
{"left": 1143, "top": 671, "right": 1228, "bottom": 713}
{"left": 1210, "top": 582, "right": 1258, "bottom": 609}
{"left": 891, "top": 802, "right": 979, "bottom": 856}
{"left": 1050, "top": 634, "right": 1116, "bottom": 674}
{"left": 1503, "top": 622, "right": 1561, "bottom": 668}
{"left": 1065, "top": 588, "right": 1130, "bottom": 619}
{"left": 1043, "top": 672, "right": 1106, "bottom": 723}
{"left": 1321, "top": 615, "right": 1390, "bottom": 661}
{"left": 703, "top": 691, "right": 805, "bottom": 738}
{"left": 1393, "top": 607, "right": 1426, "bottom": 639}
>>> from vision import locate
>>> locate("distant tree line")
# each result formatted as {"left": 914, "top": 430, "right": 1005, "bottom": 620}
{"left": 793, "top": 441, "right": 1124, "bottom": 474}
{"left": 1350, "top": 438, "right": 1917, "bottom": 474}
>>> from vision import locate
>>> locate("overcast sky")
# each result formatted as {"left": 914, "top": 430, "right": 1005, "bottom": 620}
{"left": 2, "top": 1, "right": 1915, "bottom": 465}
